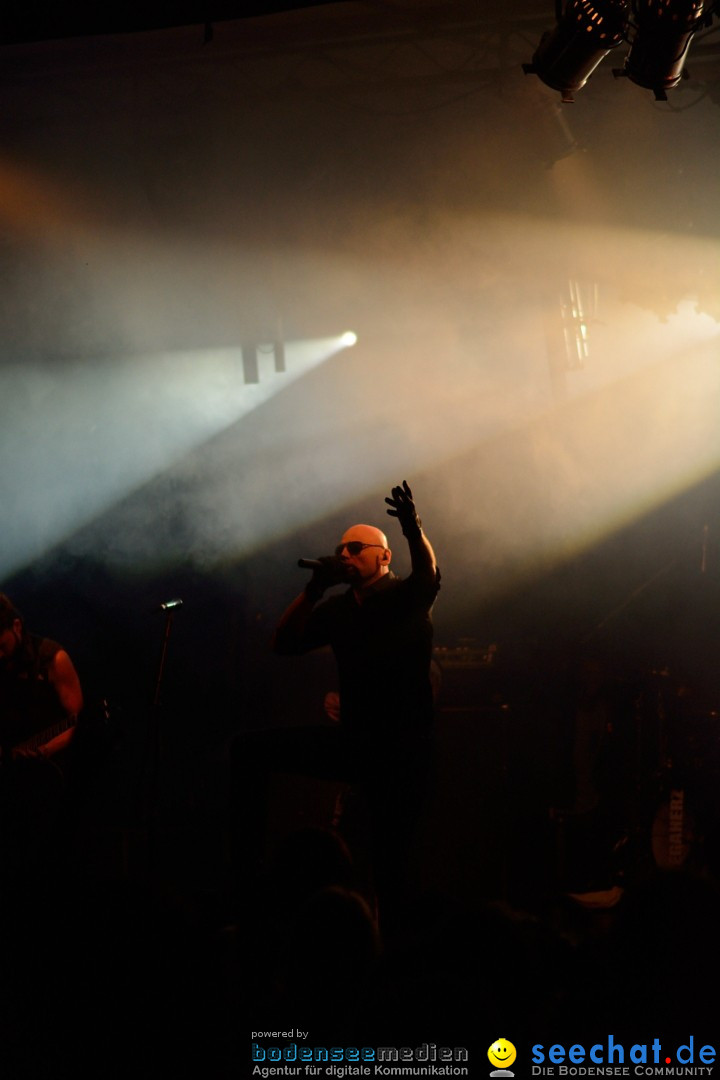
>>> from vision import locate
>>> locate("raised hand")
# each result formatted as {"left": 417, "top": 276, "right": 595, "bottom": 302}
{"left": 385, "top": 480, "right": 422, "bottom": 538}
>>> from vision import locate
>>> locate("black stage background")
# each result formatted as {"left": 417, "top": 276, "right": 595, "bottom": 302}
{"left": 3, "top": 0, "right": 720, "bottom": 1074}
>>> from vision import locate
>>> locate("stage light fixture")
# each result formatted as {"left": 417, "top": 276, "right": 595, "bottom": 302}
{"left": 523, "top": 0, "right": 630, "bottom": 102}
{"left": 241, "top": 342, "right": 259, "bottom": 384}
{"left": 273, "top": 339, "right": 286, "bottom": 373}
{"left": 270, "top": 316, "right": 286, "bottom": 373}
{"left": 617, "top": 0, "right": 707, "bottom": 100}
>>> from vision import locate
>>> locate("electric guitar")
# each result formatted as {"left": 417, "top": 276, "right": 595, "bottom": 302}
{"left": 11, "top": 715, "right": 76, "bottom": 757}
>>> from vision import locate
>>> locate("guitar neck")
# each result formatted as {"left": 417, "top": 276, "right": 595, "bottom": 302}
{"left": 14, "top": 716, "right": 76, "bottom": 754}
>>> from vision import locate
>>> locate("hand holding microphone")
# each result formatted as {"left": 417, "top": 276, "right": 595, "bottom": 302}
{"left": 298, "top": 555, "right": 346, "bottom": 601}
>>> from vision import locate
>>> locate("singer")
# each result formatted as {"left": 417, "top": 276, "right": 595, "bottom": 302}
{"left": 230, "top": 481, "right": 440, "bottom": 935}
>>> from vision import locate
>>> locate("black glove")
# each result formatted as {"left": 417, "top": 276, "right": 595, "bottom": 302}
{"left": 385, "top": 480, "right": 422, "bottom": 539}
{"left": 305, "top": 555, "right": 346, "bottom": 602}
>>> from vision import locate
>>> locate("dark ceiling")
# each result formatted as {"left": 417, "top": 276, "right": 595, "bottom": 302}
{"left": 1, "top": 0, "right": 344, "bottom": 47}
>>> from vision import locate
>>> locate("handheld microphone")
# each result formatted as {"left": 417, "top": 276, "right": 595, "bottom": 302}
{"left": 298, "top": 559, "right": 323, "bottom": 570}
{"left": 158, "top": 598, "right": 184, "bottom": 611}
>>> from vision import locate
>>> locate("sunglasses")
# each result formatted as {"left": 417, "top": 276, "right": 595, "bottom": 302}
{"left": 335, "top": 542, "right": 386, "bottom": 556}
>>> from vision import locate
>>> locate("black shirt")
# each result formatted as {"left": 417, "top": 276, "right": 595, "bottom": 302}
{"left": 278, "top": 570, "right": 440, "bottom": 738}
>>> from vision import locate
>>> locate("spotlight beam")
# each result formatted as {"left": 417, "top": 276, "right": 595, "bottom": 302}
{"left": 0, "top": 332, "right": 356, "bottom": 579}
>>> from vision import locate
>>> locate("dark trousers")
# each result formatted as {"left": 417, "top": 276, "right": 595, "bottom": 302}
{"left": 229, "top": 724, "right": 433, "bottom": 928}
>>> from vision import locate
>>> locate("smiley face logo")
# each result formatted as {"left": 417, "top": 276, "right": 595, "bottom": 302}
{"left": 488, "top": 1039, "right": 517, "bottom": 1072}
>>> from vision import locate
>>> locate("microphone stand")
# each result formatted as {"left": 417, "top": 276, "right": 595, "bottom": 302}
{"left": 144, "top": 599, "right": 183, "bottom": 882}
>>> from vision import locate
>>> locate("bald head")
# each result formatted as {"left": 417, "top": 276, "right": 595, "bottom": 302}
{"left": 341, "top": 524, "right": 388, "bottom": 549}
{"left": 337, "top": 523, "right": 391, "bottom": 589}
